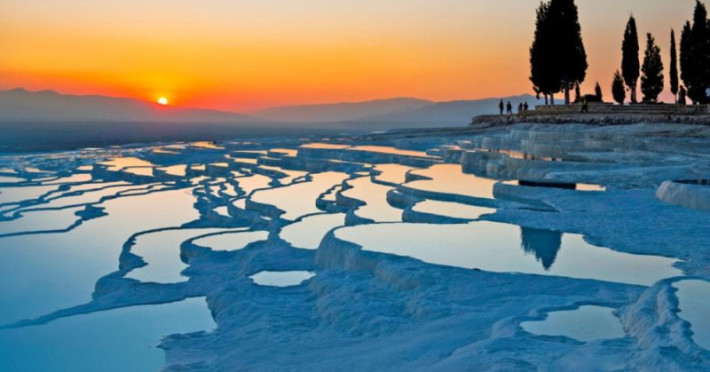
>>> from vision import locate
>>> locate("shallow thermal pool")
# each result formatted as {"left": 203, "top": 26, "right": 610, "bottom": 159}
{"left": 126, "top": 228, "right": 240, "bottom": 283}
{"left": 250, "top": 271, "right": 315, "bottom": 287}
{"left": 403, "top": 164, "right": 498, "bottom": 200}
{"left": 347, "top": 145, "right": 431, "bottom": 158}
{"left": 250, "top": 171, "right": 348, "bottom": 220}
{"left": 333, "top": 221, "right": 682, "bottom": 286}
{"left": 0, "top": 298, "right": 214, "bottom": 372}
{"left": 192, "top": 230, "right": 269, "bottom": 251}
{"left": 280, "top": 213, "right": 346, "bottom": 249}
{"left": 373, "top": 163, "right": 416, "bottom": 185}
{"left": 411, "top": 200, "right": 495, "bottom": 220}
{"left": 0, "top": 188, "right": 200, "bottom": 325}
{"left": 673, "top": 280, "right": 710, "bottom": 350}
{"left": 341, "top": 177, "right": 402, "bottom": 222}
{"left": 520, "top": 305, "right": 625, "bottom": 342}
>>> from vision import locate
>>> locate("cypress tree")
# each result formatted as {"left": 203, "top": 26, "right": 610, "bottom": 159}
{"left": 530, "top": 2, "right": 560, "bottom": 105}
{"left": 680, "top": 21, "right": 693, "bottom": 95}
{"left": 530, "top": 0, "right": 588, "bottom": 105}
{"left": 641, "top": 33, "right": 664, "bottom": 103}
{"left": 612, "top": 70, "right": 626, "bottom": 104}
{"left": 595, "top": 82, "right": 603, "bottom": 102}
{"left": 670, "top": 29, "right": 679, "bottom": 102}
{"left": 688, "top": 1, "right": 710, "bottom": 103}
{"left": 548, "top": 0, "right": 588, "bottom": 105}
{"left": 575, "top": 83, "right": 581, "bottom": 102}
{"left": 622, "top": 16, "right": 640, "bottom": 103}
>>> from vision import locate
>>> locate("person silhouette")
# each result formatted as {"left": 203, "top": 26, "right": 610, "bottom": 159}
{"left": 506, "top": 101, "right": 513, "bottom": 115}
{"left": 518, "top": 102, "right": 523, "bottom": 114}
{"left": 499, "top": 100, "right": 504, "bottom": 115}
{"left": 523, "top": 102, "right": 529, "bottom": 111}
{"left": 679, "top": 86, "right": 687, "bottom": 106}
{"left": 581, "top": 97, "right": 589, "bottom": 113}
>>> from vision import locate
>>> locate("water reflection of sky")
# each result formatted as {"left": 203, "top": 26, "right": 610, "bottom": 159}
{"left": 373, "top": 163, "right": 415, "bottom": 185}
{"left": 281, "top": 213, "right": 346, "bottom": 249}
{"left": 521, "top": 305, "right": 625, "bottom": 342}
{"left": 335, "top": 221, "right": 682, "bottom": 286}
{"left": 0, "top": 189, "right": 199, "bottom": 325}
{"left": 192, "top": 230, "right": 269, "bottom": 251}
{"left": 412, "top": 200, "right": 495, "bottom": 220}
{"left": 341, "top": 177, "right": 402, "bottom": 222}
{"left": 126, "top": 227, "right": 239, "bottom": 283}
{"left": 347, "top": 145, "right": 431, "bottom": 158}
{"left": 0, "top": 298, "right": 215, "bottom": 372}
{"left": 673, "top": 280, "right": 710, "bottom": 350}
{"left": 405, "top": 164, "right": 497, "bottom": 199}
{"left": 251, "top": 171, "right": 348, "bottom": 220}
{"left": 250, "top": 271, "right": 315, "bottom": 287}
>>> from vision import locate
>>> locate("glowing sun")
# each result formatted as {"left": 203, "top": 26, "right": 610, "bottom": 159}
{"left": 157, "top": 97, "right": 169, "bottom": 105}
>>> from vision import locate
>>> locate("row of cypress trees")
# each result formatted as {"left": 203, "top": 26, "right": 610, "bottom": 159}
{"left": 532, "top": 0, "right": 710, "bottom": 106}
{"left": 614, "top": 15, "right": 665, "bottom": 105}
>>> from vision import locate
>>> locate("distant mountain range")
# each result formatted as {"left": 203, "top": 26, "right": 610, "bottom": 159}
{"left": 0, "top": 88, "right": 544, "bottom": 127}
{"left": 251, "top": 97, "right": 433, "bottom": 122}
{"left": 251, "top": 95, "right": 544, "bottom": 125}
{"left": 354, "top": 95, "right": 543, "bottom": 125}
{"left": 0, "top": 88, "right": 256, "bottom": 123}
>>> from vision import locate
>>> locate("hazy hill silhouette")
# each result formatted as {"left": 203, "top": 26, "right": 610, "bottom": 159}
{"left": 252, "top": 97, "right": 433, "bottom": 122}
{"left": 358, "top": 95, "right": 544, "bottom": 124}
{"left": 2, "top": 88, "right": 546, "bottom": 126}
{"left": 0, "top": 88, "right": 256, "bottom": 123}
{"left": 0, "top": 88, "right": 548, "bottom": 152}
{"left": 253, "top": 95, "right": 546, "bottom": 126}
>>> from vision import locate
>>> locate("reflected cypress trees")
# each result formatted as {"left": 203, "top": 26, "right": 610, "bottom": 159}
{"left": 622, "top": 16, "right": 640, "bottom": 104}
{"left": 641, "top": 33, "right": 664, "bottom": 103}
{"left": 520, "top": 227, "right": 562, "bottom": 271}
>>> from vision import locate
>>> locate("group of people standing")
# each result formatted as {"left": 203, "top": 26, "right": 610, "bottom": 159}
{"left": 499, "top": 100, "right": 529, "bottom": 115}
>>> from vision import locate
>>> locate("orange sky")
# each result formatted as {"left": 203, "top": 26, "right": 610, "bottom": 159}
{"left": 0, "top": 0, "right": 695, "bottom": 111}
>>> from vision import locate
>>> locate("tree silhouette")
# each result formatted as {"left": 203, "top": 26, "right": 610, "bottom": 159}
{"left": 681, "top": 1, "right": 710, "bottom": 103}
{"left": 530, "top": 2, "right": 560, "bottom": 105}
{"left": 670, "top": 29, "right": 679, "bottom": 102}
{"left": 692, "top": 1, "right": 710, "bottom": 103}
{"left": 680, "top": 21, "right": 693, "bottom": 99}
{"left": 641, "top": 33, "right": 664, "bottom": 103}
{"left": 549, "top": 0, "right": 588, "bottom": 105}
{"left": 622, "top": 16, "right": 640, "bottom": 103}
{"left": 595, "top": 82, "right": 603, "bottom": 102}
{"left": 612, "top": 70, "right": 626, "bottom": 104}
{"left": 530, "top": 0, "right": 587, "bottom": 105}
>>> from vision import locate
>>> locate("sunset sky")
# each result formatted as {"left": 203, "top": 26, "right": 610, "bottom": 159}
{"left": 0, "top": 0, "right": 695, "bottom": 111}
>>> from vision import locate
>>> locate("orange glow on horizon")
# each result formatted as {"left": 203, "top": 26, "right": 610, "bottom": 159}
{"left": 0, "top": 0, "right": 690, "bottom": 111}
